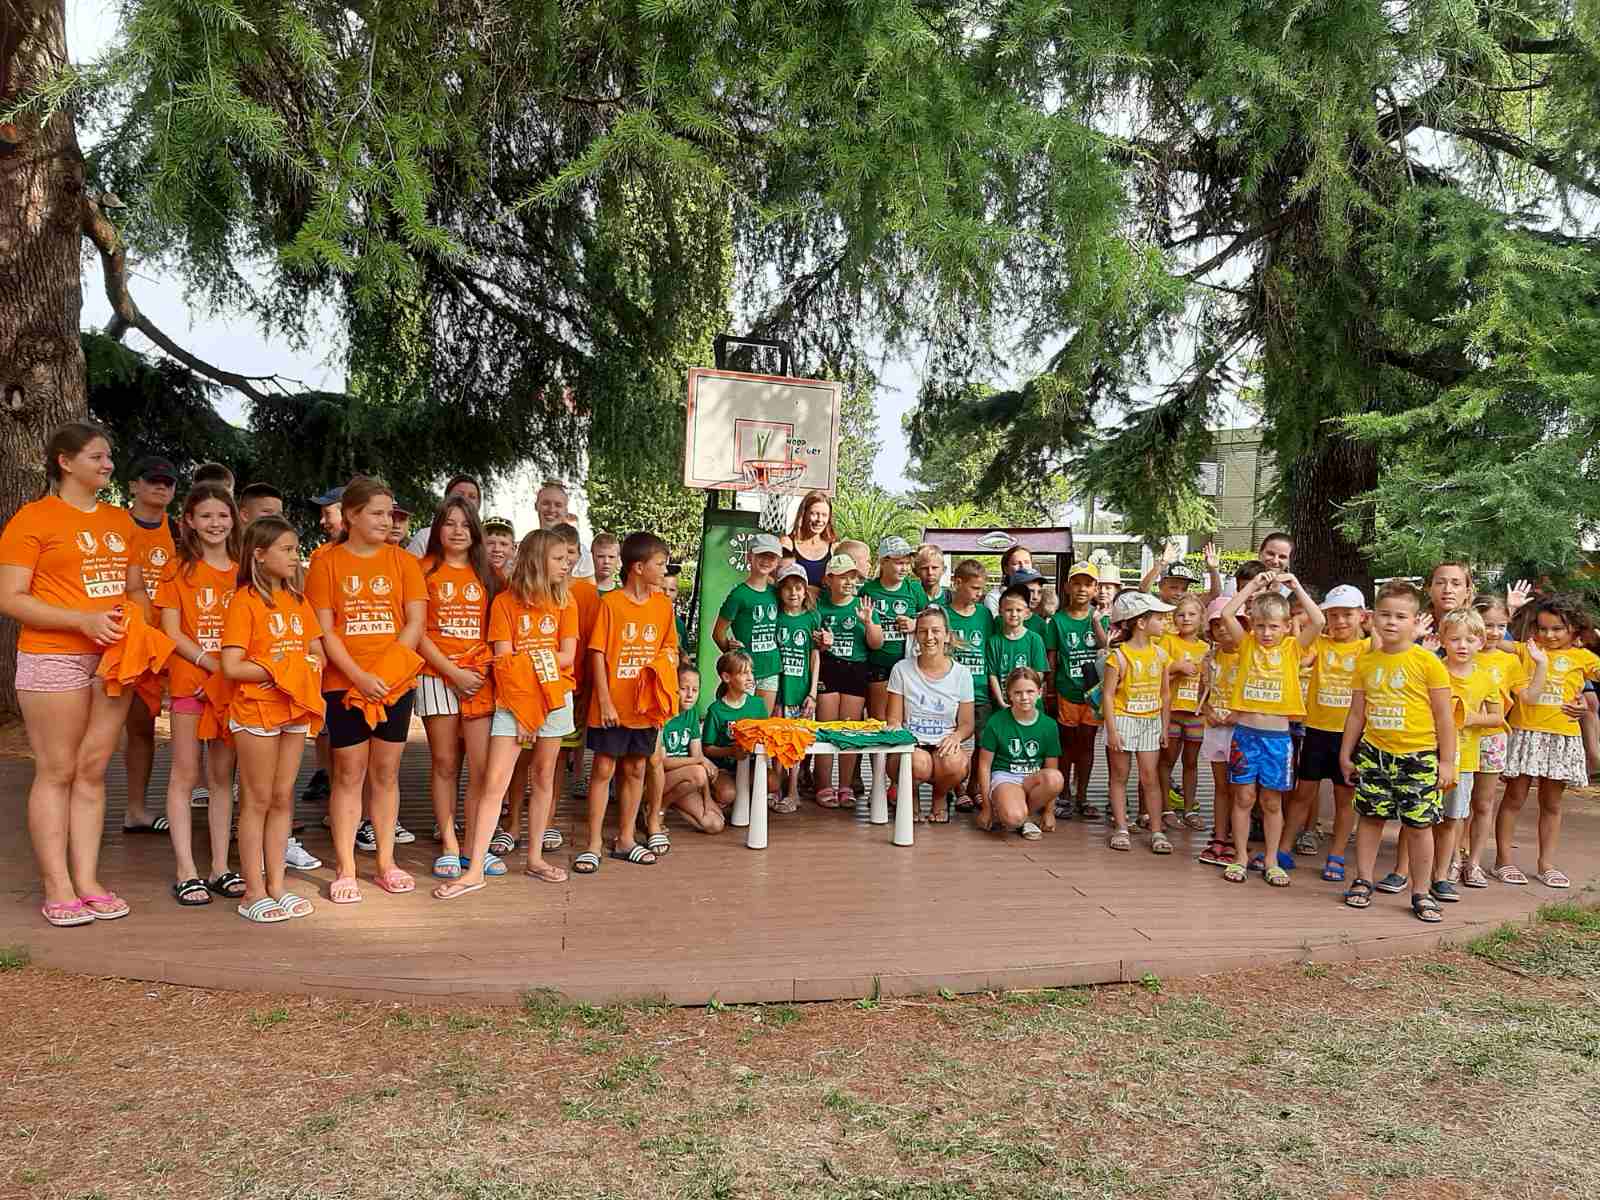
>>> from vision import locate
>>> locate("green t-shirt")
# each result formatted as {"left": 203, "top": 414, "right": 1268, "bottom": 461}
{"left": 817, "top": 596, "right": 869, "bottom": 663}
{"left": 701, "top": 692, "right": 770, "bottom": 750}
{"left": 939, "top": 600, "right": 995, "bottom": 692}
{"left": 1025, "top": 612, "right": 1047, "bottom": 638}
{"left": 985, "top": 628, "right": 1049, "bottom": 691}
{"left": 1044, "top": 609, "right": 1104, "bottom": 703}
{"left": 718, "top": 582, "right": 780, "bottom": 679}
{"left": 661, "top": 707, "right": 700, "bottom": 758}
{"left": 861, "top": 578, "right": 924, "bottom": 668}
{"left": 980, "top": 709, "right": 1062, "bottom": 775}
{"left": 775, "top": 608, "right": 821, "bottom": 707}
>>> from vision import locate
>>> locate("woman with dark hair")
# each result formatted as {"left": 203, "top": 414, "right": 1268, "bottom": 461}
{"left": 782, "top": 490, "right": 838, "bottom": 591}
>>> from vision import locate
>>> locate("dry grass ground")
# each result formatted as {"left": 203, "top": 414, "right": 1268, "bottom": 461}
{"left": 2, "top": 897, "right": 1597, "bottom": 1200}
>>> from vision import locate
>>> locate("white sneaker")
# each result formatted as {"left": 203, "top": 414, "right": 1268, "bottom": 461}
{"left": 285, "top": 838, "right": 322, "bottom": 870}
{"left": 393, "top": 822, "right": 416, "bottom": 845}
{"left": 190, "top": 785, "right": 209, "bottom": 808}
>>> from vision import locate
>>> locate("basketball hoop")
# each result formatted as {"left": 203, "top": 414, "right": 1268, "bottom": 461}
{"left": 735, "top": 459, "right": 808, "bottom": 532}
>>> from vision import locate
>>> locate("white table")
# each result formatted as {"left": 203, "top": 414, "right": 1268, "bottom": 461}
{"left": 730, "top": 742, "right": 919, "bottom": 850}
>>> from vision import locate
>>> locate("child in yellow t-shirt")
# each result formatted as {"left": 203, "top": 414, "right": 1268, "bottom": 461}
{"left": 1197, "top": 596, "right": 1241, "bottom": 868}
{"left": 1497, "top": 595, "right": 1600, "bottom": 888}
{"left": 1215, "top": 570, "right": 1324, "bottom": 886}
{"left": 1462, "top": 595, "right": 1518, "bottom": 885}
{"left": 1434, "top": 608, "right": 1502, "bottom": 902}
{"left": 1338, "top": 582, "right": 1455, "bottom": 922}
{"left": 1158, "top": 594, "right": 1209, "bottom": 831}
{"left": 1100, "top": 591, "right": 1173, "bottom": 854}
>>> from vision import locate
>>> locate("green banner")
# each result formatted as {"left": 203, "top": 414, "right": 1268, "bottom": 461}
{"left": 696, "top": 507, "right": 761, "bottom": 693}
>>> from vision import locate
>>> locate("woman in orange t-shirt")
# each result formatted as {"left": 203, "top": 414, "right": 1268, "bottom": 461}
{"left": 221, "top": 516, "right": 326, "bottom": 922}
{"left": 0, "top": 422, "right": 139, "bottom": 926}
{"left": 437, "top": 530, "right": 577, "bottom": 899}
{"left": 305, "top": 477, "right": 426, "bottom": 902}
{"left": 414, "top": 496, "right": 497, "bottom": 877}
{"left": 154, "top": 482, "right": 243, "bottom": 907}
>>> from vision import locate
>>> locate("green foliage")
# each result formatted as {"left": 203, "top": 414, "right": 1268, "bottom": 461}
{"left": 905, "top": 386, "right": 1070, "bottom": 526}
{"left": 832, "top": 491, "right": 920, "bottom": 551}
{"left": 837, "top": 376, "right": 882, "bottom": 497}
{"left": 587, "top": 464, "right": 706, "bottom": 559}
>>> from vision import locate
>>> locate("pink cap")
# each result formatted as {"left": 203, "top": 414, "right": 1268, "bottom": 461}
{"left": 1205, "top": 596, "right": 1230, "bottom": 622}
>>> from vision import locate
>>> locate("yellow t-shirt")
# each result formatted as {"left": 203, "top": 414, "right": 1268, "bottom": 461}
{"left": 1509, "top": 643, "right": 1600, "bottom": 737}
{"left": 1111, "top": 641, "right": 1167, "bottom": 719}
{"left": 1161, "top": 634, "right": 1208, "bottom": 714}
{"left": 1227, "top": 633, "right": 1307, "bottom": 718}
{"left": 1303, "top": 635, "right": 1370, "bottom": 733}
{"left": 1207, "top": 647, "right": 1239, "bottom": 724}
{"left": 1353, "top": 645, "right": 1451, "bottom": 755}
{"left": 1474, "top": 647, "right": 1518, "bottom": 735}
{"left": 1447, "top": 664, "right": 1499, "bottom": 773}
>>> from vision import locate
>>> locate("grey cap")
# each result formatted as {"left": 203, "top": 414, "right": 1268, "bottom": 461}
{"left": 311, "top": 486, "right": 345, "bottom": 507}
{"left": 877, "top": 535, "right": 914, "bottom": 558}
{"left": 1110, "top": 591, "right": 1175, "bottom": 622}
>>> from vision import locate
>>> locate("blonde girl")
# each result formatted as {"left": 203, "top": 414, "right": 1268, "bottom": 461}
{"left": 1461, "top": 595, "right": 1517, "bottom": 887}
{"left": 976, "top": 667, "right": 1063, "bottom": 837}
{"left": 701, "top": 649, "right": 773, "bottom": 809}
{"left": 773, "top": 562, "right": 821, "bottom": 810}
{"left": 1158, "top": 594, "right": 1208, "bottom": 831}
{"left": 220, "top": 517, "right": 326, "bottom": 923}
{"left": 447, "top": 530, "right": 577, "bottom": 899}
{"left": 1101, "top": 591, "right": 1173, "bottom": 853}
{"left": 154, "top": 483, "right": 243, "bottom": 906}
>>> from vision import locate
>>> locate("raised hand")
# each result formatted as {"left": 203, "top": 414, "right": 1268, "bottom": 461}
{"left": 1507, "top": 579, "right": 1533, "bottom": 613}
{"left": 1203, "top": 542, "right": 1220, "bottom": 571}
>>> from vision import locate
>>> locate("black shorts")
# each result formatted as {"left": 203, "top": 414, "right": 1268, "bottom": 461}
{"left": 1297, "top": 727, "right": 1346, "bottom": 784}
{"left": 586, "top": 725, "right": 659, "bottom": 759}
{"left": 820, "top": 654, "right": 870, "bottom": 699}
{"left": 323, "top": 687, "right": 415, "bottom": 750}
{"left": 866, "top": 660, "right": 895, "bottom": 685}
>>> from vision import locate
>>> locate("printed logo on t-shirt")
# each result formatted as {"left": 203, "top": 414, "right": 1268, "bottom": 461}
{"left": 268, "top": 611, "right": 288, "bottom": 637}
{"left": 463, "top": 583, "right": 483, "bottom": 603}
{"left": 76, "top": 531, "right": 98, "bottom": 555}
{"left": 539, "top": 614, "right": 557, "bottom": 636}
{"left": 438, "top": 580, "right": 456, "bottom": 602}
{"left": 644, "top": 624, "right": 658, "bottom": 644}
{"left": 342, "top": 575, "right": 363, "bottom": 597}
{"left": 147, "top": 545, "right": 167, "bottom": 568}
{"left": 104, "top": 531, "right": 126, "bottom": 554}
{"left": 519, "top": 613, "right": 532, "bottom": 635}
{"left": 623, "top": 622, "right": 638, "bottom": 641}
{"left": 370, "top": 575, "right": 392, "bottom": 597}
{"left": 290, "top": 613, "right": 304, "bottom": 635}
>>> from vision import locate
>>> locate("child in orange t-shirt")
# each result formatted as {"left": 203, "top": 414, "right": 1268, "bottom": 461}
{"left": 0, "top": 422, "right": 140, "bottom": 926}
{"left": 154, "top": 482, "right": 243, "bottom": 907}
{"left": 120, "top": 456, "right": 179, "bottom": 832}
{"left": 578, "top": 532, "right": 680, "bottom": 874}
{"left": 304, "top": 477, "right": 426, "bottom": 902}
{"left": 220, "top": 515, "right": 325, "bottom": 924}
{"left": 438, "top": 530, "right": 578, "bottom": 899}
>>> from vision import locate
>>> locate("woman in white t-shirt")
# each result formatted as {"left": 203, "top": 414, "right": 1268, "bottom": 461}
{"left": 886, "top": 607, "right": 974, "bottom": 824}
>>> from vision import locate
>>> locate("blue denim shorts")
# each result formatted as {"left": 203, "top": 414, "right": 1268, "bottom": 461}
{"left": 1227, "top": 724, "right": 1294, "bottom": 793}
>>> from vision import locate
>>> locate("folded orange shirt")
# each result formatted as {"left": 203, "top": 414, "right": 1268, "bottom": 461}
{"left": 258, "top": 653, "right": 328, "bottom": 735}
{"left": 198, "top": 671, "right": 236, "bottom": 743}
{"left": 96, "top": 604, "right": 176, "bottom": 699}
{"left": 730, "top": 718, "right": 816, "bottom": 768}
{"left": 635, "top": 646, "right": 680, "bottom": 726}
{"left": 493, "top": 650, "right": 573, "bottom": 736}
{"left": 342, "top": 642, "right": 424, "bottom": 729}
{"left": 453, "top": 643, "right": 496, "bottom": 719}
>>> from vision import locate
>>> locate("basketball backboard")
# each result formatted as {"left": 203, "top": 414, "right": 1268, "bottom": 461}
{"left": 683, "top": 367, "right": 842, "bottom": 495}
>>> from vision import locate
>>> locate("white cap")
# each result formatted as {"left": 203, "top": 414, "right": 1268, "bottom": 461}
{"left": 1110, "top": 591, "right": 1175, "bottom": 622}
{"left": 749, "top": 533, "right": 782, "bottom": 557}
{"left": 877, "top": 535, "right": 913, "bottom": 558}
{"left": 775, "top": 562, "right": 809, "bottom": 586}
{"left": 1322, "top": 584, "right": 1366, "bottom": 610}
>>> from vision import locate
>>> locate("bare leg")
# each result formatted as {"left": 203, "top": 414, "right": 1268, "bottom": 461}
{"left": 1496, "top": 775, "right": 1531, "bottom": 871}
{"left": 1105, "top": 747, "right": 1131, "bottom": 831}
{"left": 164, "top": 713, "right": 203, "bottom": 883}
{"left": 328, "top": 741, "right": 371, "bottom": 882}
{"left": 18, "top": 687, "right": 94, "bottom": 905}
{"left": 423, "top": 713, "right": 464, "bottom": 859}
{"left": 523, "top": 737, "right": 567, "bottom": 876}
{"left": 1466, "top": 771, "right": 1498, "bottom": 873}
{"left": 1535, "top": 778, "right": 1566, "bottom": 876}
{"left": 122, "top": 694, "right": 157, "bottom": 826}
{"left": 205, "top": 736, "right": 238, "bottom": 879}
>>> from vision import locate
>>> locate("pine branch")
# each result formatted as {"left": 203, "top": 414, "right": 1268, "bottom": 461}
{"left": 1427, "top": 121, "right": 1600, "bottom": 201}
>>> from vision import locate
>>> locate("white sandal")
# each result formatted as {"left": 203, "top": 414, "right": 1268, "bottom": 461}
{"left": 237, "top": 897, "right": 289, "bottom": 924}
{"left": 273, "top": 892, "right": 313, "bottom": 919}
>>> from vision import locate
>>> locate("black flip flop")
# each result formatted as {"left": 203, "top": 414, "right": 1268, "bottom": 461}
{"left": 172, "top": 877, "right": 211, "bottom": 906}
{"left": 123, "top": 817, "right": 171, "bottom": 834}
{"left": 609, "top": 843, "right": 657, "bottom": 866}
{"left": 206, "top": 871, "right": 246, "bottom": 899}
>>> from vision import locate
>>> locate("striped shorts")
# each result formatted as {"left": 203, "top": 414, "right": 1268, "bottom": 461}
{"left": 415, "top": 674, "right": 462, "bottom": 719}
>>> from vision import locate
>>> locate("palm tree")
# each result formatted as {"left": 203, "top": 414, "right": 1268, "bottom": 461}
{"left": 833, "top": 490, "right": 919, "bottom": 550}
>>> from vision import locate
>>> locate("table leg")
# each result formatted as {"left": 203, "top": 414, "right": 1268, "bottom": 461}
{"left": 893, "top": 750, "right": 915, "bottom": 846}
{"left": 869, "top": 751, "right": 889, "bottom": 824}
{"left": 748, "top": 750, "right": 769, "bottom": 850}
{"left": 731, "top": 757, "right": 750, "bottom": 827}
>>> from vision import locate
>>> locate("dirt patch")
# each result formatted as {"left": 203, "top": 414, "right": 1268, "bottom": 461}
{"left": 1, "top": 903, "right": 1597, "bottom": 1199}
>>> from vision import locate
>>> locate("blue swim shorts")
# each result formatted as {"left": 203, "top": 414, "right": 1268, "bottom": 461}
{"left": 1227, "top": 724, "right": 1295, "bottom": 793}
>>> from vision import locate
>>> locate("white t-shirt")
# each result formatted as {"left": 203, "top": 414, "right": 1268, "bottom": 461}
{"left": 888, "top": 657, "right": 974, "bottom": 745}
{"left": 409, "top": 525, "right": 595, "bottom": 578}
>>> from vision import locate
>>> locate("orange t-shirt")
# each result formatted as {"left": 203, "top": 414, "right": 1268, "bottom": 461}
{"left": 570, "top": 577, "right": 603, "bottom": 687}
{"left": 221, "top": 586, "right": 324, "bottom": 731}
{"left": 488, "top": 589, "right": 578, "bottom": 688}
{"left": 587, "top": 588, "right": 680, "bottom": 728}
{"left": 126, "top": 514, "right": 176, "bottom": 604}
{"left": 304, "top": 542, "right": 426, "bottom": 690}
{"left": 0, "top": 496, "right": 137, "bottom": 654}
{"left": 419, "top": 558, "right": 491, "bottom": 674}
{"left": 153, "top": 558, "right": 237, "bottom": 697}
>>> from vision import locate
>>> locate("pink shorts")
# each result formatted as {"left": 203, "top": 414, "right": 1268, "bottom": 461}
{"left": 170, "top": 694, "right": 206, "bottom": 716}
{"left": 14, "top": 651, "right": 101, "bottom": 693}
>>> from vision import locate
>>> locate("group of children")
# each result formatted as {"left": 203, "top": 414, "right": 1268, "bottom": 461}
{"left": 2, "top": 426, "right": 1591, "bottom": 933}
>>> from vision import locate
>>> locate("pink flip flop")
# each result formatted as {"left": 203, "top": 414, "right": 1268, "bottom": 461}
{"left": 372, "top": 867, "right": 415, "bottom": 895}
{"left": 329, "top": 876, "right": 364, "bottom": 904}
{"left": 78, "top": 893, "right": 130, "bottom": 920}
{"left": 41, "top": 899, "right": 94, "bottom": 927}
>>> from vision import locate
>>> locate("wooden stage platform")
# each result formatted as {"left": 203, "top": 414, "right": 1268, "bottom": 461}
{"left": 1, "top": 729, "right": 1596, "bottom": 1005}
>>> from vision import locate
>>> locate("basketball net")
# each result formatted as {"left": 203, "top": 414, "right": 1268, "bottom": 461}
{"left": 738, "top": 460, "right": 807, "bottom": 533}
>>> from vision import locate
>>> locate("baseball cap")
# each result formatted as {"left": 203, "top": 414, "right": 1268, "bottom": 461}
{"left": 825, "top": 552, "right": 862, "bottom": 577}
{"left": 1098, "top": 562, "right": 1122, "bottom": 585}
{"left": 1205, "top": 596, "right": 1230, "bottom": 623}
{"left": 390, "top": 504, "right": 411, "bottom": 520}
{"left": 750, "top": 532, "right": 783, "bottom": 557}
{"left": 130, "top": 455, "right": 177, "bottom": 483}
{"left": 665, "top": 560, "right": 683, "bottom": 577}
{"left": 1067, "top": 560, "right": 1098, "bottom": 581}
{"left": 1162, "top": 562, "right": 1200, "bottom": 583}
{"left": 1110, "top": 591, "right": 1175, "bottom": 623}
{"left": 237, "top": 482, "right": 282, "bottom": 502}
{"left": 311, "top": 485, "right": 345, "bottom": 507}
{"left": 1010, "top": 567, "right": 1045, "bottom": 586}
{"left": 482, "top": 514, "right": 515, "bottom": 535}
{"left": 1322, "top": 584, "right": 1366, "bottom": 610}
{"left": 877, "top": 535, "right": 913, "bottom": 559}
{"left": 775, "top": 562, "right": 809, "bottom": 586}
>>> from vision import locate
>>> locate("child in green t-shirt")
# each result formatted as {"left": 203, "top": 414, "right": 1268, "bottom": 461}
{"left": 773, "top": 563, "right": 821, "bottom": 812}
{"left": 713, "top": 532, "right": 783, "bottom": 711}
{"left": 1043, "top": 561, "right": 1110, "bottom": 820}
{"left": 814, "top": 553, "right": 884, "bottom": 807}
{"left": 976, "top": 666, "right": 1064, "bottom": 839}
{"left": 661, "top": 665, "right": 723, "bottom": 835}
{"left": 701, "top": 649, "right": 775, "bottom": 809}
{"left": 940, "top": 558, "right": 995, "bottom": 809}
{"left": 913, "top": 543, "right": 947, "bottom": 607}
{"left": 862, "top": 535, "right": 923, "bottom": 718}
{"left": 986, "top": 585, "right": 1049, "bottom": 708}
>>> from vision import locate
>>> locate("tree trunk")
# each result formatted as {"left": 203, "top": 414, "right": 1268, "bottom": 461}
{"left": 1284, "top": 430, "right": 1377, "bottom": 596}
{"left": 0, "top": 0, "right": 86, "bottom": 716}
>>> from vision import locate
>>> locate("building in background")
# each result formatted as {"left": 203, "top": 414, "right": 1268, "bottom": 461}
{"left": 1192, "top": 427, "right": 1276, "bottom": 553}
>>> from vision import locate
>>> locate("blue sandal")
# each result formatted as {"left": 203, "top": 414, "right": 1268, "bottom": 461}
{"left": 432, "top": 855, "right": 462, "bottom": 880}
{"left": 1322, "top": 855, "right": 1346, "bottom": 882}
